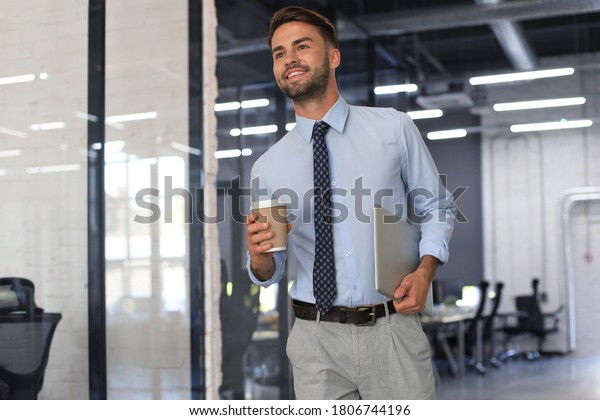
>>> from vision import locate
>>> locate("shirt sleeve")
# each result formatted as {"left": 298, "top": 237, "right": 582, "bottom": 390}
{"left": 246, "top": 249, "right": 287, "bottom": 287}
{"left": 246, "top": 160, "right": 288, "bottom": 285}
{"left": 397, "top": 112, "right": 456, "bottom": 264}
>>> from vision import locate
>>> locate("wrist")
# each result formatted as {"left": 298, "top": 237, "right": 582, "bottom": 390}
{"left": 251, "top": 258, "right": 275, "bottom": 281}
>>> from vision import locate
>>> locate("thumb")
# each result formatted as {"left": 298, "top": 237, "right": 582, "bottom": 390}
{"left": 394, "top": 278, "right": 410, "bottom": 300}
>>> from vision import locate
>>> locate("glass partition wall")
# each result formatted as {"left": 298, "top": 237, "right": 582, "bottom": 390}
{"left": 1, "top": 0, "right": 292, "bottom": 400}
{"left": 0, "top": 0, "right": 90, "bottom": 399}
{"left": 104, "top": 0, "right": 191, "bottom": 399}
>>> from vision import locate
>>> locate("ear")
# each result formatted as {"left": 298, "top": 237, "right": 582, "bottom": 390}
{"left": 329, "top": 48, "right": 341, "bottom": 70}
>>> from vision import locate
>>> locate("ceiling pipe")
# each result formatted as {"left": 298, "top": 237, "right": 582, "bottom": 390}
{"left": 475, "top": 0, "right": 539, "bottom": 71}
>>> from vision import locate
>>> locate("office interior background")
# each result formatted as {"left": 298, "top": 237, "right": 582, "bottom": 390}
{"left": 0, "top": 0, "right": 599, "bottom": 400}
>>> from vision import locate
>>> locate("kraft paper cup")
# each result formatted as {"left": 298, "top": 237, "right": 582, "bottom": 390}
{"left": 251, "top": 199, "right": 288, "bottom": 252}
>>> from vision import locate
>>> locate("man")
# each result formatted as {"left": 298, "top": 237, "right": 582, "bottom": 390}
{"left": 245, "top": 6, "right": 455, "bottom": 400}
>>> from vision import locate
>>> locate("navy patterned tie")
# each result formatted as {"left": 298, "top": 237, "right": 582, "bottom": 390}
{"left": 312, "top": 121, "right": 336, "bottom": 314}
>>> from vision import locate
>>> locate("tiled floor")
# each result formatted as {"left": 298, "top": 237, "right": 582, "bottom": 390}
{"left": 247, "top": 352, "right": 600, "bottom": 400}
{"left": 435, "top": 352, "right": 600, "bottom": 399}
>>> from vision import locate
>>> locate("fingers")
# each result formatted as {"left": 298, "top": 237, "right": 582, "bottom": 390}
{"left": 393, "top": 277, "right": 424, "bottom": 314}
{"left": 246, "top": 212, "right": 274, "bottom": 253}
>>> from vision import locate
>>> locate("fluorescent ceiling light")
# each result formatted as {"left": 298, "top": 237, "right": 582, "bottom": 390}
{"left": 215, "top": 98, "right": 269, "bottom": 112}
{"left": 241, "top": 99, "right": 269, "bottom": 108}
{"left": 510, "top": 119, "right": 593, "bottom": 133}
{"left": 230, "top": 124, "right": 278, "bottom": 136}
{"left": 75, "top": 111, "right": 99, "bottom": 122}
{"left": 0, "top": 73, "right": 35, "bottom": 85}
{"left": 493, "top": 97, "right": 586, "bottom": 112}
{"left": 0, "top": 149, "right": 22, "bottom": 158}
{"left": 171, "top": 142, "right": 201, "bottom": 156}
{"left": 215, "top": 148, "right": 253, "bottom": 159}
{"left": 0, "top": 127, "right": 27, "bottom": 138}
{"left": 39, "top": 73, "right": 48, "bottom": 80}
{"left": 374, "top": 84, "right": 418, "bottom": 95}
{"left": 407, "top": 109, "right": 443, "bottom": 120}
{"left": 427, "top": 129, "right": 467, "bottom": 140}
{"left": 105, "top": 111, "right": 157, "bottom": 123}
{"left": 26, "top": 163, "right": 81, "bottom": 174}
{"left": 469, "top": 67, "right": 574, "bottom": 85}
{"left": 214, "top": 101, "right": 241, "bottom": 112}
{"left": 285, "top": 122, "right": 296, "bottom": 131}
{"left": 30, "top": 121, "right": 66, "bottom": 131}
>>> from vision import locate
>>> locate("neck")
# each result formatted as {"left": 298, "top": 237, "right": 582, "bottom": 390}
{"left": 293, "top": 84, "right": 339, "bottom": 121}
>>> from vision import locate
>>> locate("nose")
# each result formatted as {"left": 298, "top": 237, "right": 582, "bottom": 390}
{"left": 284, "top": 49, "right": 298, "bottom": 66}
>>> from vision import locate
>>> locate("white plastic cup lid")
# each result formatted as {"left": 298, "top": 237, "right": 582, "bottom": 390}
{"left": 250, "top": 198, "right": 287, "bottom": 210}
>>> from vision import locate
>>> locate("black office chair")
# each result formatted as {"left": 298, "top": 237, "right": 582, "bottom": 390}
{"left": 0, "top": 277, "right": 61, "bottom": 400}
{"left": 445, "top": 280, "right": 490, "bottom": 375}
{"left": 499, "top": 279, "right": 562, "bottom": 360}
{"left": 0, "top": 278, "right": 43, "bottom": 318}
{"left": 481, "top": 282, "right": 504, "bottom": 367}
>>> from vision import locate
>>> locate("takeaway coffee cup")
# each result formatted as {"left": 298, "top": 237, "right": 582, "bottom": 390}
{"left": 250, "top": 199, "right": 288, "bottom": 252}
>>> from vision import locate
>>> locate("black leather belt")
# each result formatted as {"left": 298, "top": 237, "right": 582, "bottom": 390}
{"left": 292, "top": 299, "right": 396, "bottom": 326}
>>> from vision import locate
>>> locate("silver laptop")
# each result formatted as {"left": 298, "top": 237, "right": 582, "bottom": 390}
{"left": 373, "top": 204, "right": 434, "bottom": 316}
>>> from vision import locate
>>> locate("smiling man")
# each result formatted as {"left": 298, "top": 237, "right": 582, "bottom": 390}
{"left": 245, "top": 6, "right": 456, "bottom": 400}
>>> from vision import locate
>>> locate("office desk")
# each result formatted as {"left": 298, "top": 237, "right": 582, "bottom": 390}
{"left": 421, "top": 312, "right": 475, "bottom": 378}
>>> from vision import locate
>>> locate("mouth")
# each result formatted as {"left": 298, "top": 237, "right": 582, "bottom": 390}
{"left": 285, "top": 68, "right": 307, "bottom": 80}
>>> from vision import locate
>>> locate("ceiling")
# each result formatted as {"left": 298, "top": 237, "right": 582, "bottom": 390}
{"left": 215, "top": 0, "right": 600, "bottom": 108}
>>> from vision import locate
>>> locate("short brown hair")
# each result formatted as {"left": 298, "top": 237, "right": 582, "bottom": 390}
{"left": 268, "top": 6, "right": 339, "bottom": 50}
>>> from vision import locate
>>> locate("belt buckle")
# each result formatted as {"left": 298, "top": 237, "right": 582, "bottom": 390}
{"left": 355, "top": 304, "right": 376, "bottom": 326}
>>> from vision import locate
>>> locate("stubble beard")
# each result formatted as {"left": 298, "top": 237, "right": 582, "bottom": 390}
{"left": 278, "top": 56, "right": 330, "bottom": 105}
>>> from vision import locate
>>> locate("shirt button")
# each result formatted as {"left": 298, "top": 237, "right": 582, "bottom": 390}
{"left": 331, "top": 181, "right": 337, "bottom": 187}
{"left": 345, "top": 251, "right": 351, "bottom": 257}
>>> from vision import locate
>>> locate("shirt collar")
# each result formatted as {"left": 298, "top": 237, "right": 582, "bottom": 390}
{"left": 294, "top": 96, "right": 349, "bottom": 143}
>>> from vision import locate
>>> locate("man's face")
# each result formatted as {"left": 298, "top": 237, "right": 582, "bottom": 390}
{"left": 271, "top": 21, "right": 334, "bottom": 103}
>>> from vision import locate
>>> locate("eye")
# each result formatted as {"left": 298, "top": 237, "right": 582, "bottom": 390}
{"left": 298, "top": 44, "right": 308, "bottom": 50}
{"left": 274, "top": 52, "right": 284, "bottom": 60}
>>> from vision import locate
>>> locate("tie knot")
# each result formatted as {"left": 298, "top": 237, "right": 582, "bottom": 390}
{"left": 312, "top": 121, "right": 330, "bottom": 140}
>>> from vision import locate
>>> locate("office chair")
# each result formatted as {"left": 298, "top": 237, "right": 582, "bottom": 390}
{"left": 0, "top": 278, "right": 43, "bottom": 318}
{"left": 499, "top": 279, "right": 562, "bottom": 360}
{"left": 0, "top": 277, "right": 61, "bottom": 400}
{"left": 481, "top": 282, "right": 504, "bottom": 368}
{"left": 446, "top": 280, "right": 490, "bottom": 375}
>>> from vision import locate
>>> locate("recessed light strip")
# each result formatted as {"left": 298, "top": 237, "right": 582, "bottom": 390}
{"left": 0, "top": 149, "right": 22, "bottom": 158}
{"left": 230, "top": 124, "right": 278, "bottom": 136}
{"left": 494, "top": 97, "right": 586, "bottom": 112}
{"left": 0, "top": 127, "right": 27, "bottom": 138}
{"left": 30, "top": 121, "right": 66, "bottom": 131}
{"left": 105, "top": 112, "right": 157, "bottom": 124}
{"left": 469, "top": 67, "right": 574, "bottom": 85}
{"left": 427, "top": 129, "right": 467, "bottom": 140}
{"left": 0, "top": 73, "right": 35, "bottom": 85}
{"left": 510, "top": 119, "right": 593, "bottom": 133}
{"left": 215, "top": 98, "right": 269, "bottom": 112}
{"left": 374, "top": 84, "right": 418, "bottom": 95}
{"left": 407, "top": 109, "right": 443, "bottom": 120}
{"left": 26, "top": 164, "right": 81, "bottom": 174}
{"left": 215, "top": 148, "right": 253, "bottom": 159}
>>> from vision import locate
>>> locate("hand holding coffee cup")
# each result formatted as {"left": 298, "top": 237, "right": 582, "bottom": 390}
{"left": 250, "top": 199, "right": 289, "bottom": 252}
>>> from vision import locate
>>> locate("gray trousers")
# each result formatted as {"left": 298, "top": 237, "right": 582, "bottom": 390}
{"left": 286, "top": 309, "right": 436, "bottom": 400}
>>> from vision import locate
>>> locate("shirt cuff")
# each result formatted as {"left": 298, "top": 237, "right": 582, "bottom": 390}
{"left": 246, "top": 250, "right": 287, "bottom": 287}
{"left": 419, "top": 240, "right": 449, "bottom": 265}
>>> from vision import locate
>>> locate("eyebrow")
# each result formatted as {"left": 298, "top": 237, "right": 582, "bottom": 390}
{"left": 271, "top": 36, "right": 314, "bottom": 55}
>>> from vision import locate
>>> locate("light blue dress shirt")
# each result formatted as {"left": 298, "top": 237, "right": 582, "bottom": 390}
{"left": 247, "top": 97, "right": 456, "bottom": 307}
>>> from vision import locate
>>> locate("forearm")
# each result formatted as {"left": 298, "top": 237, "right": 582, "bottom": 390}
{"left": 415, "top": 255, "right": 440, "bottom": 284}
